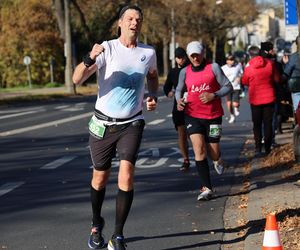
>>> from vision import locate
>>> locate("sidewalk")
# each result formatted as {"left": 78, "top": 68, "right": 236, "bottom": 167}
{"left": 223, "top": 123, "right": 300, "bottom": 250}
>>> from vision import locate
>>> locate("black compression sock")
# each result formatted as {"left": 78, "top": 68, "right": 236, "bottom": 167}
{"left": 90, "top": 185, "right": 106, "bottom": 227}
{"left": 114, "top": 189, "right": 134, "bottom": 236}
{"left": 196, "top": 159, "right": 212, "bottom": 189}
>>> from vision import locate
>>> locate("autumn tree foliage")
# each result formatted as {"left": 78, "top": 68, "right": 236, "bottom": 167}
{"left": 0, "top": 0, "right": 63, "bottom": 88}
{"left": 0, "top": 0, "right": 258, "bottom": 88}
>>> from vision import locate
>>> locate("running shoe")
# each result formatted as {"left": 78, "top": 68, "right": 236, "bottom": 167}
{"left": 234, "top": 107, "right": 240, "bottom": 116}
{"left": 213, "top": 159, "right": 224, "bottom": 175}
{"left": 197, "top": 187, "right": 213, "bottom": 201}
{"left": 179, "top": 160, "right": 190, "bottom": 172}
{"left": 228, "top": 114, "right": 235, "bottom": 123}
{"left": 107, "top": 235, "right": 127, "bottom": 250}
{"left": 88, "top": 222, "right": 105, "bottom": 249}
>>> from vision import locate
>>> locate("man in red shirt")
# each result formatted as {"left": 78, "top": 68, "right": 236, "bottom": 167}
{"left": 242, "top": 45, "right": 280, "bottom": 156}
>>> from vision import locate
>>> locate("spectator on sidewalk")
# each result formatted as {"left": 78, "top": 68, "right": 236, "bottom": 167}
{"left": 164, "top": 47, "right": 191, "bottom": 171}
{"left": 260, "top": 41, "right": 291, "bottom": 143}
{"left": 242, "top": 45, "right": 280, "bottom": 156}
{"left": 175, "top": 41, "right": 233, "bottom": 201}
{"left": 282, "top": 36, "right": 300, "bottom": 115}
{"left": 221, "top": 54, "right": 243, "bottom": 123}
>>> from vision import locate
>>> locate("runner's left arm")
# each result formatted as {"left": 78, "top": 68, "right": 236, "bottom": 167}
{"left": 146, "top": 69, "right": 159, "bottom": 111}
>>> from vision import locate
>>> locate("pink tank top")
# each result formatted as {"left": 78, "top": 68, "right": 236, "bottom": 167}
{"left": 185, "top": 64, "right": 223, "bottom": 119}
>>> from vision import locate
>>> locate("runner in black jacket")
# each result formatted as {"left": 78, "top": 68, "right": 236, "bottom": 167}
{"left": 163, "top": 47, "right": 190, "bottom": 171}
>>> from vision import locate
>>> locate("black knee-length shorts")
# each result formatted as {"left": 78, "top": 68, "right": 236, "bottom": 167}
{"left": 89, "top": 119, "right": 145, "bottom": 170}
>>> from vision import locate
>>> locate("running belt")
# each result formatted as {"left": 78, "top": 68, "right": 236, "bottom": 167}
{"left": 94, "top": 109, "right": 142, "bottom": 122}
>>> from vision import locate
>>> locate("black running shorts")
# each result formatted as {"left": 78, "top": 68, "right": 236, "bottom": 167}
{"left": 89, "top": 119, "right": 145, "bottom": 170}
{"left": 184, "top": 115, "right": 222, "bottom": 143}
{"left": 226, "top": 90, "right": 240, "bottom": 103}
{"left": 172, "top": 109, "right": 185, "bottom": 130}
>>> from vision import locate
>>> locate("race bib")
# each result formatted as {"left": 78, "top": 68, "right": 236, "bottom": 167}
{"left": 209, "top": 124, "right": 222, "bottom": 137}
{"left": 89, "top": 116, "right": 106, "bottom": 138}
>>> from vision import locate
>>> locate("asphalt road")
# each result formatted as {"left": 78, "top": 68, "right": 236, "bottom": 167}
{"left": 0, "top": 93, "right": 253, "bottom": 250}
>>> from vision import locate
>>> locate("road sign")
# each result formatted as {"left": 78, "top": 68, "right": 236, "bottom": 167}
{"left": 285, "top": 0, "right": 298, "bottom": 25}
{"left": 23, "top": 56, "right": 32, "bottom": 88}
{"left": 23, "top": 56, "right": 31, "bottom": 65}
{"left": 284, "top": 0, "right": 298, "bottom": 41}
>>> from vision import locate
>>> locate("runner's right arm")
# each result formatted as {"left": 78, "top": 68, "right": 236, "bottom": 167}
{"left": 72, "top": 43, "right": 104, "bottom": 85}
{"left": 72, "top": 63, "right": 97, "bottom": 85}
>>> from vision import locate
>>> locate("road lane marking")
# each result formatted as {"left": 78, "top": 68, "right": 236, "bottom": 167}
{"left": 0, "top": 107, "right": 43, "bottom": 114}
{"left": 139, "top": 148, "right": 160, "bottom": 157}
{"left": 0, "top": 182, "right": 25, "bottom": 197}
{"left": 0, "top": 112, "right": 93, "bottom": 137}
{"left": 136, "top": 157, "right": 168, "bottom": 168}
{"left": 40, "top": 156, "right": 77, "bottom": 170}
{"left": 0, "top": 110, "right": 43, "bottom": 120}
{"left": 62, "top": 102, "right": 87, "bottom": 111}
{"left": 147, "top": 119, "right": 165, "bottom": 125}
{"left": 55, "top": 105, "right": 70, "bottom": 110}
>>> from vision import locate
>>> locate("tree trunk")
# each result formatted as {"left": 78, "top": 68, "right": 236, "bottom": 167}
{"left": 52, "top": 0, "right": 65, "bottom": 40}
{"left": 64, "top": 0, "right": 75, "bottom": 94}
{"left": 163, "top": 37, "right": 169, "bottom": 77}
{"left": 212, "top": 36, "right": 217, "bottom": 63}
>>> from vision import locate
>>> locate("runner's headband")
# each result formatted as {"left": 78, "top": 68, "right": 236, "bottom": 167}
{"left": 119, "top": 5, "right": 143, "bottom": 19}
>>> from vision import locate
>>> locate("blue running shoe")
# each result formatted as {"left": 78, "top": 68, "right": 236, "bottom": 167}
{"left": 88, "top": 221, "right": 105, "bottom": 249}
{"left": 107, "top": 235, "right": 126, "bottom": 250}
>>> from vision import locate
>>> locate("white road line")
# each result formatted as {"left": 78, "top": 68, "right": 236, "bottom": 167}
{"left": 147, "top": 119, "right": 165, "bottom": 125}
{"left": 0, "top": 182, "right": 25, "bottom": 197}
{"left": 0, "top": 107, "right": 43, "bottom": 114}
{"left": 40, "top": 156, "right": 77, "bottom": 170}
{"left": 55, "top": 105, "right": 70, "bottom": 110}
{"left": 0, "top": 112, "right": 93, "bottom": 137}
{"left": 0, "top": 110, "right": 42, "bottom": 120}
{"left": 136, "top": 157, "right": 168, "bottom": 168}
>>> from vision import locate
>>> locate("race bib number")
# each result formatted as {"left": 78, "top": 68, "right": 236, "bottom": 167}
{"left": 209, "top": 124, "right": 222, "bottom": 137}
{"left": 89, "top": 116, "right": 106, "bottom": 138}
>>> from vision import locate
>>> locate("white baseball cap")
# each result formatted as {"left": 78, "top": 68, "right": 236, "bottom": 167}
{"left": 186, "top": 41, "right": 204, "bottom": 56}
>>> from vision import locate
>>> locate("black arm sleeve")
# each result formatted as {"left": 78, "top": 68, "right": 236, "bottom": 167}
{"left": 163, "top": 71, "right": 174, "bottom": 96}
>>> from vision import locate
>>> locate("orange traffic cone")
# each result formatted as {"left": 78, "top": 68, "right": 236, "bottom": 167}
{"left": 262, "top": 212, "right": 283, "bottom": 250}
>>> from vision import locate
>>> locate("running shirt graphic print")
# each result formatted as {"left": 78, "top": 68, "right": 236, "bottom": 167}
{"left": 95, "top": 39, "right": 157, "bottom": 119}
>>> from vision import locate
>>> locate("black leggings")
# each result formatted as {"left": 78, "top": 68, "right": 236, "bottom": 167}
{"left": 251, "top": 103, "right": 274, "bottom": 152}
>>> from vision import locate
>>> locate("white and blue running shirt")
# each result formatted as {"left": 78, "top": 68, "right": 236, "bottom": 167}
{"left": 95, "top": 39, "right": 157, "bottom": 119}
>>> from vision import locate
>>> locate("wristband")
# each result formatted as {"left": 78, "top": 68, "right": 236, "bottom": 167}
{"left": 213, "top": 92, "right": 218, "bottom": 98}
{"left": 83, "top": 53, "right": 96, "bottom": 68}
{"left": 149, "top": 95, "right": 158, "bottom": 102}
